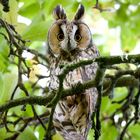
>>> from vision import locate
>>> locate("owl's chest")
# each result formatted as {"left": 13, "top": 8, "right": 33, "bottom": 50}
{"left": 49, "top": 48, "right": 98, "bottom": 90}
{"left": 49, "top": 64, "right": 84, "bottom": 90}
{"left": 49, "top": 63, "right": 96, "bottom": 91}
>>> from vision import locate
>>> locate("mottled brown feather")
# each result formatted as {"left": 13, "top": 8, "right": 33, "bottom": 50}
{"left": 47, "top": 4, "right": 99, "bottom": 140}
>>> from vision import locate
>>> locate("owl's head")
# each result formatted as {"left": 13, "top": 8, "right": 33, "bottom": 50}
{"left": 48, "top": 4, "right": 92, "bottom": 59}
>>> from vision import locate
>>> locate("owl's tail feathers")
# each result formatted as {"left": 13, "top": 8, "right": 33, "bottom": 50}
{"left": 53, "top": 96, "right": 90, "bottom": 140}
{"left": 53, "top": 119, "right": 86, "bottom": 140}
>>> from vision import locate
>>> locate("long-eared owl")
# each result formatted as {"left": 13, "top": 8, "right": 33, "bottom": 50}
{"left": 47, "top": 4, "right": 99, "bottom": 140}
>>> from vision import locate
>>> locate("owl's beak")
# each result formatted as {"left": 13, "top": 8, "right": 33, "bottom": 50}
{"left": 67, "top": 39, "right": 72, "bottom": 51}
{"left": 67, "top": 38, "right": 76, "bottom": 52}
{"left": 60, "top": 34, "right": 77, "bottom": 53}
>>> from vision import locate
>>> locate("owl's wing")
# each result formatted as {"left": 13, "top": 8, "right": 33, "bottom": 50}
{"left": 53, "top": 45, "right": 99, "bottom": 140}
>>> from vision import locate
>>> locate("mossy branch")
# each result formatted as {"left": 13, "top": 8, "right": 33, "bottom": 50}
{"left": 0, "top": 74, "right": 138, "bottom": 113}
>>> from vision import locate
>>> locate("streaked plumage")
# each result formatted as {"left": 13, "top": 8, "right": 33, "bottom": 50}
{"left": 47, "top": 4, "right": 99, "bottom": 140}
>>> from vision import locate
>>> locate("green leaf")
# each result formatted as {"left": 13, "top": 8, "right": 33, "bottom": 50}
{"left": 0, "top": 35, "right": 10, "bottom": 72}
{"left": 100, "top": 123, "right": 118, "bottom": 140}
{"left": 21, "top": 104, "right": 34, "bottom": 117}
{"left": 121, "top": 24, "right": 137, "bottom": 51}
{"left": 128, "top": 124, "right": 140, "bottom": 140}
{"left": 0, "top": 72, "right": 18, "bottom": 104}
{"left": 2, "top": 0, "right": 18, "bottom": 24}
{"left": 35, "top": 126, "right": 45, "bottom": 140}
{"left": 87, "top": 129, "right": 94, "bottom": 140}
{"left": 18, "top": 0, "right": 36, "bottom": 5}
{"left": 22, "top": 15, "right": 51, "bottom": 41}
{"left": 0, "top": 54, "right": 8, "bottom": 72}
{"left": 0, "top": 127, "right": 14, "bottom": 139}
{"left": 52, "top": 133, "right": 64, "bottom": 140}
{"left": 18, "top": 2, "right": 40, "bottom": 19}
{"left": 17, "top": 127, "right": 37, "bottom": 140}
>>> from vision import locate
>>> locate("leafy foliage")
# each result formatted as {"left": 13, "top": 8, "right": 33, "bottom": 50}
{"left": 0, "top": 0, "right": 140, "bottom": 140}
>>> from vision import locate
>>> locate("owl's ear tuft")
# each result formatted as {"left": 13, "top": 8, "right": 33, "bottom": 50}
{"left": 74, "top": 4, "right": 84, "bottom": 21}
{"left": 53, "top": 5, "right": 67, "bottom": 20}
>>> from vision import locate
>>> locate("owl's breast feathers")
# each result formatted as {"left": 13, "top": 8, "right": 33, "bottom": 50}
{"left": 49, "top": 45, "right": 99, "bottom": 140}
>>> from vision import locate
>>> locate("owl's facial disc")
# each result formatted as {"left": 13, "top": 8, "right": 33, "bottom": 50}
{"left": 48, "top": 4, "right": 92, "bottom": 59}
{"left": 59, "top": 23, "right": 78, "bottom": 53}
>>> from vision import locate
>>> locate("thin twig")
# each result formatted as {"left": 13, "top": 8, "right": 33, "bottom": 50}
{"left": 94, "top": 66, "right": 106, "bottom": 140}
{"left": 118, "top": 118, "right": 134, "bottom": 140}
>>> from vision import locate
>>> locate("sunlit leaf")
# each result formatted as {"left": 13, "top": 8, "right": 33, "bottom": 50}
{"left": 128, "top": 124, "right": 140, "bottom": 140}
{"left": 22, "top": 14, "right": 51, "bottom": 41}
{"left": 2, "top": 0, "right": 18, "bottom": 24}
{"left": 18, "top": 2, "right": 40, "bottom": 18}
{"left": 17, "top": 127, "right": 37, "bottom": 140}
{"left": 100, "top": 123, "right": 118, "bottom": 140}
{"left": 0, "top": 72, "right": 18, "bottom": 104}
{"left": 52, "top": 133, "right": 64, "bottom": 140}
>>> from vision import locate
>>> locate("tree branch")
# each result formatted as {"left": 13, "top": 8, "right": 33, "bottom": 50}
{"left": 0, "top": 75, "right": 138, "bottom": 113}
{"left": 95, "top": 54, "right": 140, "bottom": 66}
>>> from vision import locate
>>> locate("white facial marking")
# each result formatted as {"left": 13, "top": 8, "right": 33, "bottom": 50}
{"left": 69, "top": 24, "right": 78, "bottom": 50}
{"left": 60, "top": 23, "right": 78, "bottom": 52}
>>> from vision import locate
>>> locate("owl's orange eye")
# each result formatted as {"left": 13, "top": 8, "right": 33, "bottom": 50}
{"left": 57, "top": 33, "right": 64, "bottom": 41}
{"left": 75, "top": 34, "right": 82, "bottom": 42}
